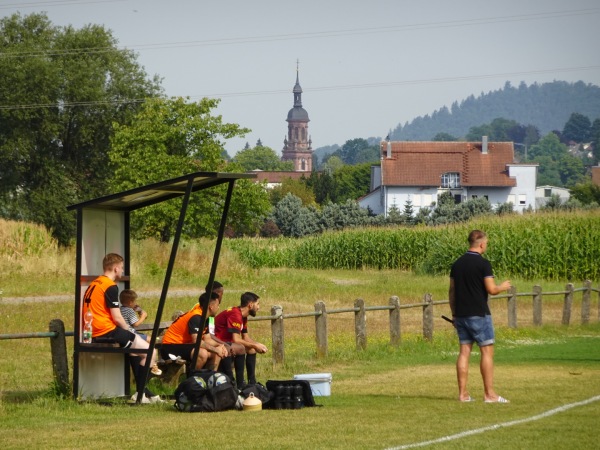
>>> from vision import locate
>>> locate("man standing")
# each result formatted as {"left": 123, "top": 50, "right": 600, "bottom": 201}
{"left": 214, "top": 292, "right": 268, "bottom": 388}
{"left": 449, "top": 230, "right": 511, "bottom": 403}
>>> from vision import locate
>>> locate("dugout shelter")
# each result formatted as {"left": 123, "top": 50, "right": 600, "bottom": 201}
{"left": 67, "top": 171, "right": 255, "bottom": 401}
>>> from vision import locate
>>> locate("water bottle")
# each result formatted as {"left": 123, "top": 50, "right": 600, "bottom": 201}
{"left": 292, "top": 384, "right": 304, "bottom": 409}
{"left": 83, "top": 309, "right": 93, "bottom": 343}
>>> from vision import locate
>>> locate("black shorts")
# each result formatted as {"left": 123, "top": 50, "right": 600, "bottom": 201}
{"left": 95, "top": 327, "right": 136, "bottom": 348}
{"left": 160, "top": 343, "right": 195, "bottom": 361}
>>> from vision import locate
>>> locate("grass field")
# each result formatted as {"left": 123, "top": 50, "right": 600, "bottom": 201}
{"left": 1, "top": 220, "right": 600, "bottom": 449}
{"left": 1, "top": 283, "right": 599, "bottom": 449}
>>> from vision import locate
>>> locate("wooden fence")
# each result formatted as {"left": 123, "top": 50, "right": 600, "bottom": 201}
{"left": 1, "top": 281, "right": 598, "bottom": 396}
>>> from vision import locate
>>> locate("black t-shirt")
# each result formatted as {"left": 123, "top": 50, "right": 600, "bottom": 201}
{"left": 450, "top": 251, "right": 494, "bottom": 317}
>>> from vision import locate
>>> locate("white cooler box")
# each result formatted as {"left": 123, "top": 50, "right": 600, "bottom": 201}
{"left": 293, "top": 373, "right": 332, "bottom": 396}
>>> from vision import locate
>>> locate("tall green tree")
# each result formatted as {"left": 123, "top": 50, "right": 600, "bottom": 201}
{"left": 269, "top": 177, "right": 315, "bottom": 206}
{"left": 562, "top": 112, "right": 591, "bottom": 142}
{"left": 0, "top": 12, "right": 160, "bottom": 244}
{"left": 109, "top": 97, "right": 270, "bottom": 240}
{"left": 232, "top": 145, "right": 293, "bottom": 171}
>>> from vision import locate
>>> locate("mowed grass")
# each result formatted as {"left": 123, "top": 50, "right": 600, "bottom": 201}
{"left": 1, "top": 323, "right": 599, "bottom": 450}
{"left": 1, "top": 222, "right": 600, "bottom": 449}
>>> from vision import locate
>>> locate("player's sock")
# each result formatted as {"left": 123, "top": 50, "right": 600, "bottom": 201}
{"left": 234, "top": 354, "right": 246, "bottom": 387}
{"left": 246, "top": 353, "right": 257, "bottom": 385}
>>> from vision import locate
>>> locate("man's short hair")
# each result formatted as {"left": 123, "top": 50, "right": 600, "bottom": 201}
{"left": 205, "top": 280, "right": 223, "bottom": 292}
{"left": 199, "top": 291, "right": 220, "bottom": 304}
{"left": 103, "top": 253, "right": 124, "bottom": 271}
{"left": 468, "top": 230, "right": 487, "bottom": 247}
{"left": 240, "top": 291, "right": 259, "bottom": 307}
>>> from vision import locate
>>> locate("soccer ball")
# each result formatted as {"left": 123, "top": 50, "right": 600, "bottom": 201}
{"left": 207, "top": 372, "right": 228, "bottom": 389}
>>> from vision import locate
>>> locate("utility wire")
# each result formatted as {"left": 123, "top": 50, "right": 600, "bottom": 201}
{"left": 1, "top": 8, "right": 599, "bottom": 59}
{"left": 1, "top": 65, "right": 598, "bottom": 111}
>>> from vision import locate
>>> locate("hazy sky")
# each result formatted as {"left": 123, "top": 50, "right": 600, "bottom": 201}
{"left": 3, "top": 0, "right": 600, "bottom": 154}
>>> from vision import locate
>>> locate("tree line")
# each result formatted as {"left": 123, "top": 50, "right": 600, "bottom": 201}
{"left": 2, "top": 13, "right": 599, "bottom": 245}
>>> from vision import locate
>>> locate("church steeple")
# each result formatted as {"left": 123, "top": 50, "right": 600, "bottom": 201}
{"left": 281, "top": 60, "right": 313, "bottom": 172}
{"left": 293, "top": 60, "right": 303, "bottom": 107}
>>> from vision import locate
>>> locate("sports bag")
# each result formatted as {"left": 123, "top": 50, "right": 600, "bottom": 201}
{"left": 240, "top": 382, "right": 274, "bottom": 407}
{"left": 265, "top": 379, "right": 318, "bottom": 409}
{"left": 175, "top": 369, "right": 238, "bottom": 412}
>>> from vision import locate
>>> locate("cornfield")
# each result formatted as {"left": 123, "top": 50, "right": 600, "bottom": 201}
{"left": 226, "top": 211, "right": 600, "bottom": 280}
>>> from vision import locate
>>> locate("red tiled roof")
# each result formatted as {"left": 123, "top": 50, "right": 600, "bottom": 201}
{"left": 250, "top": 171, "right": 308, "bottom": 183}
{"left": 380, "top": 141, "right": 516, "bottom": 187}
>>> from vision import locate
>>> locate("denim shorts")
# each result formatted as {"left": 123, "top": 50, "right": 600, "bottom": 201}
{"left": 455, "top": 315, "right": 495, "bottom": 346}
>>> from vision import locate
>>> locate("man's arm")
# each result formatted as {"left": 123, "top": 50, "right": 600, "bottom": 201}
{"left": 449, "top": 278, "right": 456, "bottom": 316}
{"left": 484, "top": 277, "right": 511, "bottom": 295}
{"left": 110, "top": 307, "right": 131, "bottom": 331}
{"left": 241, "top": 332, "right": 268, "bottom": 354}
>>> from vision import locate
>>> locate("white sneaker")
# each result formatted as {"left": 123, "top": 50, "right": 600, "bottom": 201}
{"left": 148, "top": 395, "right": 165, "bottom": 404}
{"left": 130, "top": 392, "right": 151, "bottom": 404}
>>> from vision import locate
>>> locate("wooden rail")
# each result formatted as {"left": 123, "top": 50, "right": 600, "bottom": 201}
{"left": 2, "top": 281, "right": 598, "bottom": 392}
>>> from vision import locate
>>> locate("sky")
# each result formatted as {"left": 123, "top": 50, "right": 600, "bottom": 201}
{"left": 3, "top": 0, "right": 600, "bottom": 155}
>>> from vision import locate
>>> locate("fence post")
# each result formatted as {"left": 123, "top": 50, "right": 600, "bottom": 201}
{"left": 581, "top": 280, "right": 591, "bottom": 325}
{"left": 562, "top": 283, "right": 574, "bottom": 325}
{"left": 271, "top": 305, "right": 284, "bottom": 365}
{"left": 422, "top": 293, "right": 433, "bottom": 341}
{"left": 315, "top": 301, "right": 328, "bottom": 358}
{"left": 48, "top": 319, "right": 69, "bottom": 396}
{"left": 507, "top": 285, "right": 517, "bottom": 329}
{"left": 354, "top": 298, "right": 367, "bottom": 351}
{"left": 532, "top": 285, "right": 542, "bottom": 326}
{"left": 389, "top": 296, "right": 401, "bottom": 347}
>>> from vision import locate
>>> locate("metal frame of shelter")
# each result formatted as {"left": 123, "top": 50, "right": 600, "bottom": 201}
{"left": 67, "top": 171, "right": 255, "bottom": 401}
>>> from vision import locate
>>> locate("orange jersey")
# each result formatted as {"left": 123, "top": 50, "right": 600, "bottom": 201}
{"left": 162, "top": 304, "right": 204, "bottom": 344}
{"left": 83, "top": 275, "right": 118, "bottom": 337}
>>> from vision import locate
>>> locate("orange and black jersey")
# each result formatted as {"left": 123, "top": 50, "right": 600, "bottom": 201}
{"left": 82, "top": 275, "right": 119, "bottom": 337}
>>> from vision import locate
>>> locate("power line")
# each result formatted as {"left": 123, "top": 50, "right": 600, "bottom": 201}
{"left": 0, "top": 0, "right": 126, "bottom": 10}
{"left": 1, "top": 65, "right": 598, "bottom": 111}
{"left": 1, "top": 8, "right": 599, "bottom": 59}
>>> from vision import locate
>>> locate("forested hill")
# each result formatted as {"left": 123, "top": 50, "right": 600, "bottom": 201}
{"left": 391, "top": 80, "right": 600, "bottom": 141}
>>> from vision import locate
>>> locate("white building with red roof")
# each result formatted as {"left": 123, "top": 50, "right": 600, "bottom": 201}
{"left": 359, "top": 137, "right": 537, "bottom": 216}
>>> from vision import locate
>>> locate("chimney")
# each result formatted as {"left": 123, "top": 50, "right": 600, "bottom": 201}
{"left": 482, "top": 136, "right": 488, "bottom": 154}
{"left": 386, "top": 139, "right": 392, "bottom": 159}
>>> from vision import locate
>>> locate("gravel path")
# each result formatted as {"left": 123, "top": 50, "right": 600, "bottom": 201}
{"left": 0, "top": 290, "right": 201, "bottom": 304}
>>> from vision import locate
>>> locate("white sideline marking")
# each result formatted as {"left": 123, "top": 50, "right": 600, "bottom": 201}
{"left": 386, "top": 395, "right": 600, "bottom": 450}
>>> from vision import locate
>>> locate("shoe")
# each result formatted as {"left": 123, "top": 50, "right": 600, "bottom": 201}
{"left": 460, "top": 396, "right": 475, "bottom": 402}
{"left": 485, "top": 396, "right": 510, "bottom": 403}
{"left": 151, "top": 364, "right": 163, "bottom": 376}
{"left": 130, "top": 392, "right": 151, "bottom": 404}
{"left": 148, "top": 395, "right": 165, "bottom": 404}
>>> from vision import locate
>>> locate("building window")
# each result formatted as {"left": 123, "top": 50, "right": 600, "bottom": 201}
{"left": 544, "top": 188, "right": 552, "bottom": 197}
{"left": 471, "top": 195, "right": 478, "bottom": 199}
{"left": 518, "top": 194, "right": 527, "bottom": 205}
{"left": 441, "top": 172, "right": 460, "bottom": 188}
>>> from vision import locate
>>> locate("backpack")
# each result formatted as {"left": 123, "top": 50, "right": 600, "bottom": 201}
{"left": 265, "top": 379, "right": 318, "bottom": 409}
{"left": 174, "top": 369, "right": 238, "bottom": 412}
{"left": 240, "top": 382, "right": 274, "bottom": 407}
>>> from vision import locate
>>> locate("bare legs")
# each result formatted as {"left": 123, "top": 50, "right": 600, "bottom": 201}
{"left": 456, "top": 343, "right": 473, "bottom": 401}
{"left": 456, "top": 343, "right": 504, "bottom": 402}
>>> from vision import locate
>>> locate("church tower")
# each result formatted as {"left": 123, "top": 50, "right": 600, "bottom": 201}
{"left": 282, "top": 63, "right": 312, "bottom": 172}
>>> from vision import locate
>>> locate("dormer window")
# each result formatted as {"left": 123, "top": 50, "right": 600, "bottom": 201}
{"left": 441, "top": 172, "right": 461, "bottom": 189}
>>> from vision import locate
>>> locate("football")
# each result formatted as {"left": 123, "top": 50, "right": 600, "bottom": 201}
{"left": 207, "top": 372, "right": 228, "bottom": 389}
